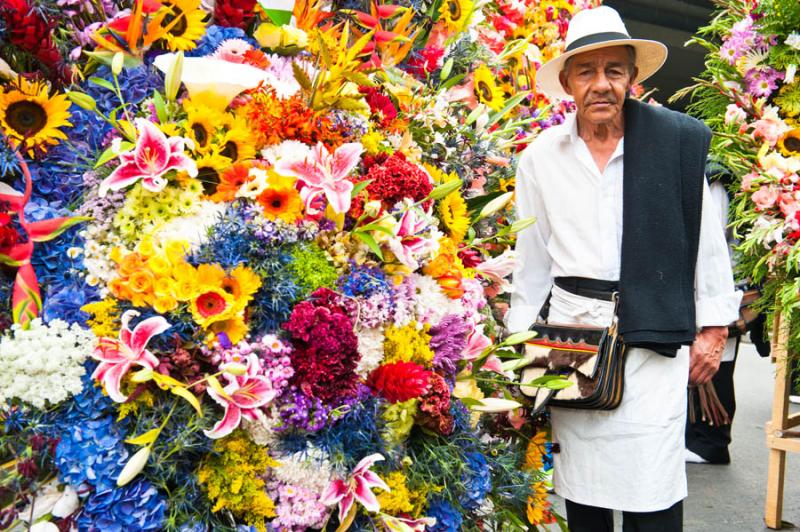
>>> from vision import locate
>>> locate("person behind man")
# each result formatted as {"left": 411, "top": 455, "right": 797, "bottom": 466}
{"left": 506, "top": 6, "right": 741, "bottom": 531}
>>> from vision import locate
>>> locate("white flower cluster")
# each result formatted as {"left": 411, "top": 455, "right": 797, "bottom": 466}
{"left": 271, "top": 445, "right": 333, "bottom": 493}
{"left": 354, "top": 327, "right": 385, "bottom": 378}
{"left": 80, "top": 224, "right": 125, "bottom": 295}
{"left": 0, "top": 319, "right": 96, "bottom": 409}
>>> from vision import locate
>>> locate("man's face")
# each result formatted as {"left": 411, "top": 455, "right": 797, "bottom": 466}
{"left": 559, "top": 46, "right": 637, "bottom": 127}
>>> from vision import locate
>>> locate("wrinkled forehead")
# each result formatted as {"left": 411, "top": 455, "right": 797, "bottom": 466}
{"left": 564, "top": 46, "right": 633, "bottom": 70}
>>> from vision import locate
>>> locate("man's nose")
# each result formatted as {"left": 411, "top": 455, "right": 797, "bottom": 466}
{"left": 592, "top": 71, "right": 612, "bottom": 91}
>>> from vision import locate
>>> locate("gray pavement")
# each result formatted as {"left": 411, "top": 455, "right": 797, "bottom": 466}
{"left": 549, "top": 342, "right": 800, "bottom": 531}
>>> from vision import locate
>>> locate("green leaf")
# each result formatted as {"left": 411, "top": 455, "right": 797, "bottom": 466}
{"left": 343, "top": 71, "right": 374, "bottom": 86}
{"left": 358, "top": 222, "right": 394, "bottom": 235}
{"left": 292, "top": 62, "right": 312, "bottom": 91}
{"left": 439, "top": 72, "right": 465, "bottom": 91}
{"left": 354, "top": 231, "right": 384, "bottom": 260}
{"left": 94, "top": 146, "right": 120, "bottom": 168}
{"left": 125, "top": 428, "right": 161, "bottom": 446}
{"left": 543, "top": 378, "right": 574, "bottom": 390}
{"left": 152, "top": 90, "right": 168, "bottom": 124}
{"left": 89, "top": 76, "right": 116, "bottom": 92}
{"left": 350, "top": 179, "right": 373, "bottom": 197}
{"left": 457, "top": 397, "right": 483, "bottom": 408}
{"left": 507, "top": 216, "right": 537, "bottom": 234}
{"left": 426, "top": 178, "right": 463, "bottom": 200}
{"left": 487, "top": 91, "right": 530, "bottom": 127}
{"left": 66, "top": 91, "right": 97, "bottom": 111}
{"left": 439, "top": 57, "right": 453, "bottom": 80}
{"left": 317, "top": 32, "right": 332, "bottom": 68}
{"left": 465, "top": 105, "right": 485, "bottom": 125}
{"left": 501, "top": 330, "right": 537, "bottom": 346}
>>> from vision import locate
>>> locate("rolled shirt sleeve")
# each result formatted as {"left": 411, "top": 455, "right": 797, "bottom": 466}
{"left": 694, "top": 178, "right": 742, "bottom": 328}
{"left": 505, "top": 151, "right": 553, "bottom": 333}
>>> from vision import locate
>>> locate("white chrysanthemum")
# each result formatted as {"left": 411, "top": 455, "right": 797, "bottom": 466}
{"left": 786, "top": 32, "right": 800, "bottom": 50}
{"left": 243, "top": 409, "right": 281, "bottom": 447}
{"left": 0, "top": 319, "right": 96, "bottom": 409}
{"left": 355, "top": 327, "right": 385, "bottom": 378}
{"left": 152, "top": 200, "right": 226, "bottom": 251}
{"left": 261, "top": 140, "right": 312, "bottom": 166}
{"left": 80, "top": 226, "right": 125, "bottom": 294}
{"left": 271, "top": 445, "right": 333, "bottom": 493}
{"left": 411, "top": 273, "right": 464, "bottom": 324}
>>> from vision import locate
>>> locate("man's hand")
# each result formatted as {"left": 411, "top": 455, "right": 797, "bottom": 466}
{"left": 689, "top": 326, "right": 728, "bottom": 385}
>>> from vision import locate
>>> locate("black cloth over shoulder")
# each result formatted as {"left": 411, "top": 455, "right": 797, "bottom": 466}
{"left": 618, "top": 98, "right": 712, "bottom": 356}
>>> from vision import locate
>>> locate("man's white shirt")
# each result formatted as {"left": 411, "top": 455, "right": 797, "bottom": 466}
{"left": 506, "top": 112, "right": 741, "bottom": 333}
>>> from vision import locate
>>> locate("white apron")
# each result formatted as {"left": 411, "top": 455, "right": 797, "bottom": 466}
{"left": 548, "top": 285, "right": 690, "bottom": 512}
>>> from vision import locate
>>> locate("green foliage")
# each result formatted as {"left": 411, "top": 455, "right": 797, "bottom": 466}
{"left": 287, "top": 242, "right": 338, "bottom": 296}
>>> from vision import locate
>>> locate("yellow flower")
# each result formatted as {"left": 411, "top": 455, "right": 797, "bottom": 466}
{"left": 473, "top": 64, "right": 506, "bottom": 112}
{"left": 526, "top": 481, "right": 553, "bottom": 525}
{"left": 361, "top": 130, "right": 387, "bottom": 155}
{"left": 81, "top": 299, "right": 120, "bottom": 338}
{"left": 153, "top": 293, "right": 178, "bottom": 314}
{"left": 777, "top": 128, "right": 800, "bottom": 157}
{"left": 256, "top": 173, "right": 304, "bottom": 223}
{"left": 438, "top": 191, "right": 470, "bottom": 243}
{"left": 226, "top": 264, "right": 262, "bottom": 306}
{"left": 190, "top": 287, "right": 236, "bottom": 327}
{"left": 184, "top": 106, "right": 226, "bottom": 154}
{"left": 0, "top": 78, "right": 72, "bottom": 155}
{"left": 216, "top": 118, "right": 257, "bottom": 162}
{"left": 383, "top": 322, "right": 435, "bottom": 366}
{"left": 439, "top": 0, "right": 474, "bottom": 33}
{"left": 208, "top": 315, "right": 249, "bottom": 344}
{"left": 376, "top": 471, "right": 426, "bottom": 516}
{"left": 195, "top": 263, "right": 227, "bottom": 288}
{"left": 524, "top": 430, "right": 548, "bottom": 471}
{"left": 151, "top": 0, "right": 208, "bottom": 51}
{"left": 195, "top": 151, "right": 233, "bottom": 196}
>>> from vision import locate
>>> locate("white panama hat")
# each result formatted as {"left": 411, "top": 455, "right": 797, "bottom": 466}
{"left": 536, "top": 6, "right": 668, "bottom": 99}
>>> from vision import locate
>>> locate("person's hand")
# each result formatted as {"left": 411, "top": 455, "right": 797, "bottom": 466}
{"left": 689, "top": 326, "right": 728, "bottom": 385}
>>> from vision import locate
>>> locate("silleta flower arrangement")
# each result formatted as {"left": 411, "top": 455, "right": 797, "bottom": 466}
{"left": 0, "top": 0, "right": 589, "bottom": 529}
{"left": 677, "top": 0, "right": 800, "bottom": 355}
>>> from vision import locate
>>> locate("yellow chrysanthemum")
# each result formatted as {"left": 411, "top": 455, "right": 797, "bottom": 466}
{"left": 473, "top": 64, "right": 506, "bottom": 112}
{"left": 195, "top": 151, "right": 233, "bottom": 196}
{"left": 153, "top": 0, "right": 208, "bottom": 51}
{"left": 0, "top": 78, "right": 72, "bottom": 155}
{"left": 439, "top": 0, "right": 474, "bottom": 33}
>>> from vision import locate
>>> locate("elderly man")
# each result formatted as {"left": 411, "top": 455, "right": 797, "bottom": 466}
{"left": 506, "top": 6, "right": 741, "bottom": 531}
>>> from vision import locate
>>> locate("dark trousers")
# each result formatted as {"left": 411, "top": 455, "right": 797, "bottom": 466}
{"left": 685, "top": 357, "right": 737, "bottom": 464}
{"left": 565, "top": 499, "right": 683, "bottom": 532}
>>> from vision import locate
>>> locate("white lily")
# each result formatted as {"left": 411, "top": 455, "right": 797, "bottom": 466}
{"left": 471, "top": 397, "right": 523, "bottom": 412}
{"left": 117, "top": 446, "right": 151, "bottom": 487}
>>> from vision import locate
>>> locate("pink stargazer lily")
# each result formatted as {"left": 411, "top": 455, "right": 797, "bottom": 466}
{"left": 321, "top": 453, "right": 390, "bottom": 521}
{"left": 475, "top": 250, "right": 518, "bottom": 295}
{"left": 91, "top": 310, "right": 171, "bottom": 403}
{"left": 204, "top": 354, "right": 277, "bottom": 439}
{"left": 274, "top": 141, "right": 363, "bottom": 214}
{"left": 98, "top": 118, "right": 198, "bottom": 197}
{"left": 387, "top": 208, "right": 438, "bottom": 270}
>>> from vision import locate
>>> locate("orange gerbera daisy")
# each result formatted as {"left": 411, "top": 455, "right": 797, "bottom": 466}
{"left": 256, "top": 174, "right": 303, "bottom": 223}
{"left": 210, "top": 162, "right": 251, "bottom": 202}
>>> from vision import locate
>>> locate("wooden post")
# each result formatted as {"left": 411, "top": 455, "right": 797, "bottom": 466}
{"left": 764, "top": 307, "right": 800, "bottom": 529}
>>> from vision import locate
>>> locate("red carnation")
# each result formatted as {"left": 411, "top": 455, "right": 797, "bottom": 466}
{"left": 367, "top": 361, "right": 431, "bottom": 403}
{"left": 405, "top": 46, "right": 444, "bottom": 78}
{"left": 214, "top": 0, "right": 257, "bottom": 29}
{"left": 365, "top": 152, "right": 433, "bottom": 210}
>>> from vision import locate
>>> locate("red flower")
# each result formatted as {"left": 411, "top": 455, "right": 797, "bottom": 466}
{"left": 405, "top": 47, "right": 445, "bottom": 78}
{"left": 0, "top": 213, "right": 20, "bottom": 253}
{"left": 417, "top": 373, "right": 454, "bottom": 435}
{"left": 195, "top": 291, "right": 229, "bottom": 319}
{"left": 365, "top": 153, "right": 433, "bottom": 210}
{"left": 367, "top": 361, "right": 431, "bottom": 403}
{"left": 214, "top": 0, "right": 257, "bottom": 29}
{"left": 359, "top": 87, "right": 397, "bottom": 127}
{"left": 0, "top": 0, "right": 65, "bottom": 79}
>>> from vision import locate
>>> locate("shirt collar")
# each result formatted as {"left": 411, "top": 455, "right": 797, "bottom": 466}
{"left": 556, "top": 112, "right": 625, "bottom": 156}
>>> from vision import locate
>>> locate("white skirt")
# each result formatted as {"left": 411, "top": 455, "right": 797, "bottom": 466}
{"left": 548, "top": 285, "right": 690, "bottom": 512}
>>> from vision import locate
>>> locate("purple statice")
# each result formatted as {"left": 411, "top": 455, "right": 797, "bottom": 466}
{"left": 429, "top": 314, "right": 470, "bottom": 378}
{"left": 745, "top": 67, "right": 784, "bottom": 98}
{"left": 77, "top": 480, "right": 167, "bottom": 531}
{"left": 77, "top": 170, "right": 127, "bottom": 224}
{"left": 275, "top": 387, "right": 332, "bottom": 432}
{"left": 266, "top": 481, "right": 329, "bottom": 530}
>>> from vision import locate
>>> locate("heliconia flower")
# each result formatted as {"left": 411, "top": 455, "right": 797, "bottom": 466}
{"left": 462, "top": 323, "right": 492, "bottom": 360}
{"left": 386, "top": 207, "right": 439, "bottom": 270}
{"left": 321, "top": 453, "right": 390, "bottom": 521}
{"left": 204, "top": 354, "right": 277, "bottom": 439}
{"left": 91, "top": 310, "right": 171, "bottom": 403}
{"left": 274, "top": 141, "right": 363, "bottom": 214}
{"left": 98, "top": 118, "right": 198, "bottom": 197}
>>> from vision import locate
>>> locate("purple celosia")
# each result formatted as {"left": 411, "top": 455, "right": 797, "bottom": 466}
{"left": 429, "top": 314, "right": 470, "bottom": 377}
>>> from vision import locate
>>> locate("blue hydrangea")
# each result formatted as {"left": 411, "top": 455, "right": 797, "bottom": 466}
{"left": 187, "top": 25, "right": 258, "bottom": 57}
{"left": 426, "top": 497, "right": 463, "bottom": 532}
{"left": 77, "top": 480, "right": 167, "bottom": 532}
{"left": 55, "top": 363, "right": 117, "bottom": 425}
{"left": 460, "top": 451, "right": 492, "bottom": 510}
{"left": 84, "top": 65, "right": 163, "bottom": 115}
{"left": 65, "top": 107, "right": 112, "bottom": 152}
{"left": 24, "top": 141, "right": 91, "bottom": 205}
{"left": 55, "top": 415, "right": 129, "bottom": 491}
{"left": 42, "top": 280, "right": 96, "bottom": 324}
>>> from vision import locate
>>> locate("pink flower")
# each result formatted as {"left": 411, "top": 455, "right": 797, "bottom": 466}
{"left": 752, "top": 116, "right": 784, "bottom": 146}
{"left": 779, "top": 192, "right": 800, "bottom": 219}
{"left": 475, "top": 250, "right": 517, "bottom": 295}
{"left": 211, "top": 38, "right": 253, "bottom": 64}
{"left": 98, "top": 118, "right": 198, "bottom": 197}
{"left": 321, "top": 453, "right": 390, "bottom": 521}
{"left": 724, "top": 103, "right": 747, "bottom": 125}
{"left": 204, "top": 354, "right": 277, "bottom": 439}
{"left": 741, "top": 170, "right": 759, "bottom": 191}
{"left": 91, "top": 310, "right": 171, "bottom": 403}
{"left": 462, "top": 323, "right": 492, "bottom": 360}
{"left": 752, "top": 185, "right": 780, "bottom": 210}
{"left": 387, "top": 208, "right": 438, "bottom": 269}
{"left": 274, "top": 142, "right": 363, "bottom": 214}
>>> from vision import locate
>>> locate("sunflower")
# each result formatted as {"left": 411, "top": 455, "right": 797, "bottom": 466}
{"left": 473, "top": 64, "right": 506, "bottom": 112}
{"left": 778, "top": 128, "right": 800, "bottom": 157}
{"left": 524, "top": 430, "right": 548, "bottom": 471}
{"left": 222, "top": 264, "right": 262, "bottom": 308}
{"left": 184, "top": 107, "right": 223, "bottom": 153}
{"left": 208, "top": 315, "right": 249, "bottom": 344}
{"left": 150, "top": 0, "right": 208, "bottom": 51}
{"left": 195, "top": 151, "right": 233, "bottom": 196}
{"left": 439, "top": 0, "right": 474, "bottom": 33}
{"left": 0, "top": 78, "right": 72, "bottom": 155}
{"left": 438, "top": 190, "right": 470, "bottom": 243}
{"left": 256, "top": 173, "right": 304, "bottom": 223}
{"left": 216, "top": 118, "right": 257, "bottom": 162}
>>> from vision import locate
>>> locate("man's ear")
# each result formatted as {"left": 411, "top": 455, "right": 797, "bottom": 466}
{"left": 629, "top": 66, "right": 639, "bottom": 86}
{"left": 559, "top": 70, "right": 571, "bottom": 96}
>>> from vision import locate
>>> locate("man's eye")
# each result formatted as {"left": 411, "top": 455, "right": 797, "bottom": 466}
{"left": 607, "top": 69, "right": 625, "bottom": 78}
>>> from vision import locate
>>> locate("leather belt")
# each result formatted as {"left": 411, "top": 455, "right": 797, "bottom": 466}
{"left": 554, "top": 276, "right": 619, "bottom": 302}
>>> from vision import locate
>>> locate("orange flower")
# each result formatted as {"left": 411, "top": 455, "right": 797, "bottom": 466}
{"left": 210, "top": 162, "right": 251, "bottom": 202}
{"left": 256, "top": 185, "right": 303, "bottom": 223}
{"left": 128, "top": 270, "right": 155, "bottom": 294}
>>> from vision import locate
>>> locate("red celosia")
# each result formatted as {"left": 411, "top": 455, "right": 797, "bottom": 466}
{"left": 283, "top": 288, "right": 360, "bottom": 404}
{"left": 367, "top": 361, "right": 431, "bottom": 403}
{"left": 359, "top": 86, "right": 398, "bottom": 127}
{"left": 365, "top": 152, "right": 433, "bottom": 210}
{"left": 417, "top": 373, "right": 454, "bottom": 435}
{"left": 214, "top": 0, "right": 257, "bottom": 29}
